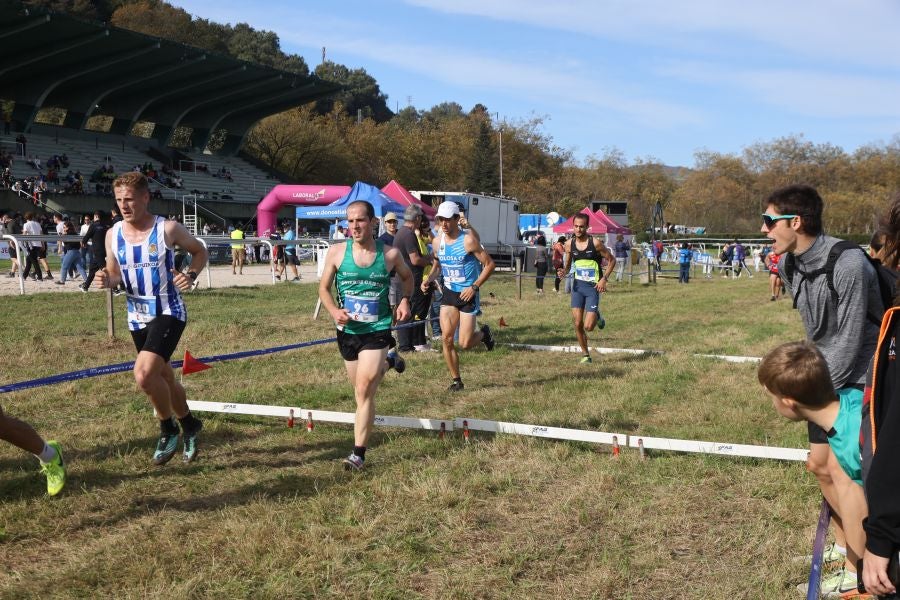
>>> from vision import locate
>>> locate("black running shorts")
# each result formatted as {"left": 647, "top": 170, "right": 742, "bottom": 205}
{"left": 336, "top": 329, "right": 395, "bottom": 362}
{"left": 130, "top": 315, "right": 186, "bottom": 362}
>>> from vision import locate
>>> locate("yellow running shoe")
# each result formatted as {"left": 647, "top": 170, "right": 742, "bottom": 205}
{"left": 40, "top": 441, "right": 66, "bottom": 497}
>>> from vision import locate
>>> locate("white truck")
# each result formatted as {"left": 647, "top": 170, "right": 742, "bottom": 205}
{"left": 410, "top": 191, "right": 526, "bottom": 267}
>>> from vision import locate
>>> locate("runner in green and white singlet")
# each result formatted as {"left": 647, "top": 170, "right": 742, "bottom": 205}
{"left": 319, "top": 200, "right": 413, "bottom": 471}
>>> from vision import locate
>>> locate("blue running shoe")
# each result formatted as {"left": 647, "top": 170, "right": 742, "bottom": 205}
{"left": 153, "top": 424, "right": 180, "bottom": 466}
{"left": 182, "top": 419, "right": 203, "bottom": 463}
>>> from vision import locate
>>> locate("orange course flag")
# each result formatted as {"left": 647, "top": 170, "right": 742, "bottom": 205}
{"left": 182, "top": 350, "right": 212, "bottom": 375}
{"left": 499, "top": 317, "right": 508, "bottom": 327}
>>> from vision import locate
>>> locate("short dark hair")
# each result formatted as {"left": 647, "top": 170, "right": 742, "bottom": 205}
{"left": 765, "top": 184, "right": 824, "bottom": 236}
{"left": 757, "top": 341, "right": 835, "bottom": 408}
{"left": 347, "top": 200, "right": 374, "bottom": 220}
{"left": 573, "top": 212, "right": 590, "bottom": 225}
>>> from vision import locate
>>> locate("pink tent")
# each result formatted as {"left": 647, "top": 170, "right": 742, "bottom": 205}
{"left": 552, "top": 209, "right": 614, "bottom": 234}
{"left": 592, "top": 209, "right": 630, "bottom": 234}
{"left": 380, "top": 180, "right": 436, "bottom": 218}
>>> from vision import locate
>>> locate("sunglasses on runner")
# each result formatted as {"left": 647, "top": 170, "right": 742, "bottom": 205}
{"left": 761, "top": 213, "right": 797, "bottom": 229}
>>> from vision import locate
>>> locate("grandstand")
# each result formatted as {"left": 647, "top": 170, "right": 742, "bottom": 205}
{"left": 0, "top": 10, "right": 340, "bottom": 231}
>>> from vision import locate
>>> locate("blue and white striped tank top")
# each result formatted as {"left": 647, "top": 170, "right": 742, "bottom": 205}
{"left": 437, "top": 230, "right": 480, "bottom": 292}
{"left": 113, "top": 216, "right": 187, "bottom": 331}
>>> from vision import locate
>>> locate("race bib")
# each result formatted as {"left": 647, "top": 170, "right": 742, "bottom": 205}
{"left": 574, "top": 267, "right": 597, "bottom": 282}
{"left": 345, "top": 294, "right": 379, "bottom": 322}
{"left": 443, "top": 266, "right": 465, "bottom": 284}
{"left": 127, "top": 295, "right": 157, "bottom": 324}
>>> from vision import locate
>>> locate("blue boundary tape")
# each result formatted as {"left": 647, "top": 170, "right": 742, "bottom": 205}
{"left": 0, "top": 321, "right": 427, "bottom": 395}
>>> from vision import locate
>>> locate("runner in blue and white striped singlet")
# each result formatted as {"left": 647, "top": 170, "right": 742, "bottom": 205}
{"left": 112, "top": 216, "right": 186, "bottom": 331}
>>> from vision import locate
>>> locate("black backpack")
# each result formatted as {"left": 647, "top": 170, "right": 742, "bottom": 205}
{"left": 782, "top": 240, "right": 898, "bottom": 325}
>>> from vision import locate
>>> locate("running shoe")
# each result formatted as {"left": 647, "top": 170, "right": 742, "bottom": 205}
{"left": 182, "top": 419, "right": 203, "bottom": 463}
{"left": 448, "top": 380, "right": 465, "bottom": 392}
{"left": 387, "top": 350, "right": 406, "bottom": 374}
{"left": 153, "top": 427, "right": 180, "bottom": 466}
{"left": 54, "top": 280, "right": 64, "bottom": 285}
{"left": 480, "top": 324, "right": 495, "bottom": 351}
{"left": 413, "top": 344, "right": 435, "bottom": 352}
{"left": 579, "top": 355, "right": 592, "bottom": 364}
{"left": 40, "top": 441, "right": 66, "bottom": 496}
{"left": 794, "top": 542, "right": 846, "bottom": 565}
{"left": 598, "top": 316, "right": 606, "bottom": 330}
{"left": 795, "top": 567, "right": 858, "bottom": 598}
{"left": 343, "top": 453, "right": 365, "bottom": 471}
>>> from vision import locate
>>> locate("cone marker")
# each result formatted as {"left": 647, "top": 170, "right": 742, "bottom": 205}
{"left": 306, "top": 411, "right": 314, "bottom": 432}
{"left": 612, "top": 435, "right": 620, "bottom": 457}
{"left": 463, "top": 420, "right": 470, "bottom": 443}
{"left": 287, "top": 409, "right": 294, "bottom": 428}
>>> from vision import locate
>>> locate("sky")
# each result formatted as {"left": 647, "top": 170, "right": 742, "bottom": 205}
{"left": 171, "top": 0, "right": 900, "bottom": 168}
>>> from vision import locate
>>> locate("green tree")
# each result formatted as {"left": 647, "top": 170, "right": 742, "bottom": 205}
{"left": 465, "top": 121, "right": 499, "bottom": 194}
{"left": 314, "top": 61, "right": 392, "bottom": 123}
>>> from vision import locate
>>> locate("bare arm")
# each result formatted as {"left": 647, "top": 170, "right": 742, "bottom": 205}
{"left": 165, "top": 220, "right": 209, "bottom": 291}
{"left": 318, "top": 245, "right": 350, "bottom": 326}
{"left": 459, "top": 234, "right": 495, "bottom": 302}
{"left": 95, "top": 228, "right": 120, "bottom": 289}
{"left": 595, "top": 239, "right": 616, "bottom": 292}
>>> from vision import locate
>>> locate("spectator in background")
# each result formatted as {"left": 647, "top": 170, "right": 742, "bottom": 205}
{"left": 552, "top": 235, "right": 566, "bottom": 293}
{"left": 230, "top": 223, "right": 245, "bottom": 275}
{"left": 766, "top": 249, "right": 783, "bottom": 301}
{"left": 281, "top": 222, "right": 301, "bottom": 282}
{"left": 79, "top": 214, "right": 92, "bottom": 269}
{"left": 55, "top": 219, "right": 87, "bottom": 286}
{"left": 613, "top": 233, "right": 630, "bottom": 282}
{"left": 732, "top": 239, "right": 752, "bottom": 278}
{"left": 378, "top": 212, "right": 401, "bottom": 318}
{"left": 20, "top": 212, "right": 44, "bottom": 281}
{"left": 860, "top": 192, "right": 900, "bottom": 596}
{"left": 534, "top": 231, "right": 548, "bottom": 294}
{"left": 394, "top": 205, "right": 431, "bottom": 353}
{"left": 80, "top": 210, "right": 110, "bottom": 292}
{"left": 678, "top": 242, "right": 692, "bottom": 284}
{"left": 332, "top": 225, "right": 346, "bottom": 240}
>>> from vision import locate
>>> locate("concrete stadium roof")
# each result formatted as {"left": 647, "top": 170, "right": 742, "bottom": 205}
{"left": 0, "top": 11, "right": 341, "bottom": 154}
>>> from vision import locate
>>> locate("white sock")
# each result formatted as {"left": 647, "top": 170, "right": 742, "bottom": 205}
{"left": 37, "top": 443, "right": 57, "bottom": 464}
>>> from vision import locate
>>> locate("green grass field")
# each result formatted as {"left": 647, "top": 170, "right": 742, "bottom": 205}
{"left": 0, "top": 270, "right": 820, "bottom": 599}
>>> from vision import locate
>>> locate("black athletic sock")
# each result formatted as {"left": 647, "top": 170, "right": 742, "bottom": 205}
{"left": 178, "top": 411, "right": 202, "bottom": 433}
{"left": 453, "top": 377, "right": 462, "bottom": 384}
{"left": 160, "top": 416, "right": 179, "bottom": 435}
{"left": 353, "top": 446, "right": 366, "bottom": 460}
{"left": 386, "top": 354, "right": 396, "bottom": 369}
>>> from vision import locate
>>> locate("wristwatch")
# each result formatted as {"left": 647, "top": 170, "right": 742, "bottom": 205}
{"left": 187, "top": 271, "right": 198, "bottom": 281}
{"left": 471, "top": 283, "right": 479, "bottom": 291}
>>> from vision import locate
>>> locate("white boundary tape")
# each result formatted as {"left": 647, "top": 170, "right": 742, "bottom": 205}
{"left": 506, "top": 343, "right": 761, "bottom": 363}
{"left": 456, "top": 417, "right": 625, "bottom": 445}
{"left": 188, "top": 401, "right": 806, "bottom": 462}
{"left": 628, "top": 435, "right": 808, "bottom": 462}
{"left": 187, "top": 400, "right": 453, "bottom": 431}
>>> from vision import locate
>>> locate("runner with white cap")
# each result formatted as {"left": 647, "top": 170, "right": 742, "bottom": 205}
{"left": 423, "top": 200, "right": 496, "bottom": 392}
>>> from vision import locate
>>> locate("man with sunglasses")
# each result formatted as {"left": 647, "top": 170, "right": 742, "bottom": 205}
{"left": 423, "top": 201, "right": 496, "bottom": 392}
{"left": 762, "top": 184, "right": 883, "bottom": 597}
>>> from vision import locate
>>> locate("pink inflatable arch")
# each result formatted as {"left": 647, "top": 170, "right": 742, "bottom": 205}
{"left": 256, "top": 185, "right": 352, "bottom": 237}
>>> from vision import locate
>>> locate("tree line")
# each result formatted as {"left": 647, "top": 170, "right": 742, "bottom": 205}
{"left": 10, "top": 0, "right": 900, "bottom": 235}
